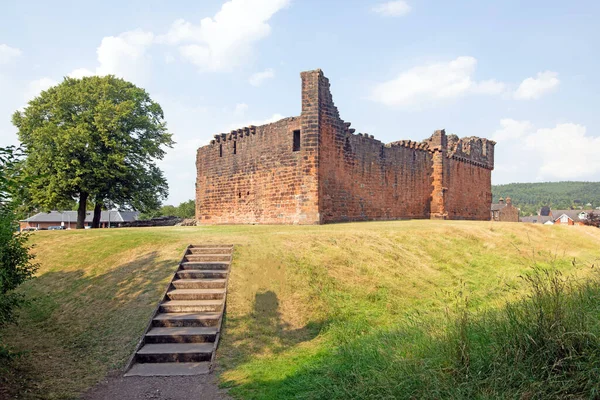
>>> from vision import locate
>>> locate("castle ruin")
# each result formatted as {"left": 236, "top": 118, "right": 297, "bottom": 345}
{"left": 195, "top": 69, "right": 495, "bottom": 224}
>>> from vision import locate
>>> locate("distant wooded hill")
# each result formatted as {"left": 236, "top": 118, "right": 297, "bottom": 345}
{"left": 492, "top": 182, "right": 600, "bottom": 216}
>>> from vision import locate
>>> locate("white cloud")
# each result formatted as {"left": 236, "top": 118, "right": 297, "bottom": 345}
{"left": 249, "top": 68, "right": 275, "bottom": 86}
{"left": 69, "top": 29, "right": 154, "bottom": 84}
{"left": 370, "top": 56, "right": 506, "bottom": 108}
{"left": 514, "top": 71, "right": 559, "bottom": 100}
{"left": 95, "top": 30, "right": 154, "bottom": 81}
{"left": 24, "top": 77, "right": 58, "bottom": 102}
{"left": 524, "top": 123, "right": 600, "bottom": 179}
{"left": 158, "top": 0, "right": 290, "bottom": 71}
{"left": 491, "top": 118, "right": 534, "bottom": 142}
{"left": 0, "top": 44, "right": 22, "bottom": 65}
{"left": 492, "top": 119, "right": 600, "bottom": 182}
{"left": 372, "top": 1, "right": 411, "bottom": 17}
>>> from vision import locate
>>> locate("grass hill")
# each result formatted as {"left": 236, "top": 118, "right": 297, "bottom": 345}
{"left": 492, "top": 181, "right": 600, "bottom": 215}
{"left": 1, "top": 221, "right": 600, "bottom": 399}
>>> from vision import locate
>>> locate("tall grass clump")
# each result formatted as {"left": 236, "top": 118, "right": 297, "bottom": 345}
{"left": 445, "top": 265, "right": 600, "bottom": 399}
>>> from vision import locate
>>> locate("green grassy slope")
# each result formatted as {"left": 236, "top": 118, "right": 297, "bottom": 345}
{"left": 1, "top": 221, "right": 600, "bottom": 399}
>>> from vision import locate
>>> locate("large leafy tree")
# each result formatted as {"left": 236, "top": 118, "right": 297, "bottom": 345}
{"left": 12, "top": 75, "right": 173, "bottom": 228}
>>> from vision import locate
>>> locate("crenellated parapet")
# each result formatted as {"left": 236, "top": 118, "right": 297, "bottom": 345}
{"left": 386, "top": 140, "right": 430, "bottom": 151}
{"left": 341, "top": 120, "right": 379, "bottom": 142}
{"left": 210, "top": 125, "right": 257, "bottom": 145}
{"left": 446, "top": 135, "right": 495, "bottom": 170}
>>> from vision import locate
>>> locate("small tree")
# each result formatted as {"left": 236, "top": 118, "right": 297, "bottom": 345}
{"left": 176, "top": 200, "right": 196, "bottom": 219}
{"left": 0, "top": 146, "right": 38, "bottom": 331}
{"left": 13, "top": 75, "right": 173, "bottom": 228}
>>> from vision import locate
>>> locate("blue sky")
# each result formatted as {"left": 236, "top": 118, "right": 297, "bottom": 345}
{"left": 1, "top": 0, "right": 599, "bottom": 205}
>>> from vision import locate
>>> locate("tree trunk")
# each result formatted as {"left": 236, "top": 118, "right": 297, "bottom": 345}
{"left": 76, "top": 192, "right": 88, "bottom": 229}
{"left": 92, "top": 203, "right": 102, "bottom": 228}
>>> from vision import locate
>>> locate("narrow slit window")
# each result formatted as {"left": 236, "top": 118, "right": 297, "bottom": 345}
{"left": 233, "top": 141, "right": 237, "bottom": 155}
{"left": 219, "top": 144, "right": 222, "bottom": 157}
{"left": 293, "top": 130, "right": 301, "bottom": 152}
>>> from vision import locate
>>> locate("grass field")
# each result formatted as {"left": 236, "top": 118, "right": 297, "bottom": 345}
{"left": 1, "top": 220, "right": 599, "bottom": 399}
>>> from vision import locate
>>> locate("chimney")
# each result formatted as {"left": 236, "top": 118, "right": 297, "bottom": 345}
{"left": 498, "top": 197, "right": 504, "bottom": 205}
{"left": 506, "top": 197, "right": 512, "bottom": 206}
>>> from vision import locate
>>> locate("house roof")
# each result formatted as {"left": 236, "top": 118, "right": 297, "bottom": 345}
{"left": 21, "top": 210, "right": 139, "bottom": 224}
{"left": 552, "top": 210, "right": 594, "bottom": 223}
{"left": 520, "top": 215, "right": 554, "bottom": 224}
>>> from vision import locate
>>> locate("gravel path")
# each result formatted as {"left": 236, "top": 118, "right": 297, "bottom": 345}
{"left": 82, "top": 372, "right": 231, "bottom": 400}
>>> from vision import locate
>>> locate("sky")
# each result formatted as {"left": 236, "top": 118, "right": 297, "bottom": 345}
{"left": 1, "top": 0, "right": 599, "bottom": 205}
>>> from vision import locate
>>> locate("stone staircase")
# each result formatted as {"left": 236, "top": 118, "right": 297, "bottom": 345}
{"left": 125, "top": 244, "right": 233, "bottom": 376}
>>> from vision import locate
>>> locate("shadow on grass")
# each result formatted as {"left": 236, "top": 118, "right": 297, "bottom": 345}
{"left": 0, "top": 251, "right": 179, "bottom": 400}
{"left": 221, "top": 290, "right": 324, "bottom": 368}
{"left": 225, "top": 268, "right": 600, "bottom": 400}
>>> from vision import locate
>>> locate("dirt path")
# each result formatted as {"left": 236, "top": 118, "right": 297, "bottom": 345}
{"left": 82, "top": 372, "right": 231, "bottom": 400}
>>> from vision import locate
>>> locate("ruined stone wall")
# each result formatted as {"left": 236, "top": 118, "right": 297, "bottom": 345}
{"left": 313, "top": 70, "right": 433, "bottom": 222}
{"left": 444, "top": 159, "right": 493, "bottom": 220}
{"left": 443, "top": 136, "right": 494, "bottom": 220}
{"left": 196, "top": 69, "right": 495, "bottom": 224}
{"left": 195, "top": 116, "right": 320, "bottom": 224}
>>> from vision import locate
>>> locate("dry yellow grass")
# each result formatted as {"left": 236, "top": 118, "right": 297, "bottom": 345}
{"left": 1, "top": 221, "right": 599, "bottom": 399}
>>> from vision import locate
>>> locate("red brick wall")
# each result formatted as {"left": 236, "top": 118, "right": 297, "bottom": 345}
{"left": 313, "top": 71, "right": 433, "bottom": 222}
{"left": 444, "top": 158, "right": 493, "bottom": 220}
{"left": 195, "top": 77, "right": 322, "bottom": 224}
{"left": 195, "top": 69, "right": 495, "bottom": 224}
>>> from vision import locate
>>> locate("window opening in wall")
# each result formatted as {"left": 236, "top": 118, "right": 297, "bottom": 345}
{"left": 293, "top": 130, "right": 301, "bottom": 152}
{"left": 233, "top": 141, "right": 237, "bottom": 154}
{"left": 219, "top": 144, "right": 222, "bottom": 157}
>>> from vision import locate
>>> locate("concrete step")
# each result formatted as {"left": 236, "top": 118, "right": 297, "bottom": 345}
{"left": 125, "top": 244, "right": 233, "bottom": 377}
{"left": 144, "top": 327, "right": 218, "bottom": 343}
{"left": 184, "top": 254, "right": 231, "bottom": 262}
{"left": 189, "top": 244, "right": 233, "bottom": 249}
{"left": 159, "top": 300, "right": 224, "bottom": 313}
{"left": 152, "top": 312, "right": 221, "bottom": 327}
{"left": 176, "top": 270, "right": 228, "bottom": 279}
{"left": 172, "top": 278, "right": 226, "bottom": 290}
{"left": 136, "top": 343, "right": 213, "bottom": 363}
{"left": 167, "top": 288, "right": 225, "bottom": 301}
{"left": 180, "top": 261, "right": 229, "bottom": 270}
{"left": 188, "top": 247, "right": 232, "bottom": 255}
{"left": 125, "top": 362, "right": 210, "bottom": 376}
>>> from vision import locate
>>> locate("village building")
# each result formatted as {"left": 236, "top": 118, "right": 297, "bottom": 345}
{"left": 195, "top": 69, "right": 496, "bottom": 225}
{"left": 490, "top": 196, "right": 519, "bottom": 222}
{"left": 550, "top": 210, "right": 593, "bottom": 226}
{"left": 19, "top": 210, "right": 139, "bottom": 230}
{"left": 520, "top": 208, "right": 594, "bottom": 225}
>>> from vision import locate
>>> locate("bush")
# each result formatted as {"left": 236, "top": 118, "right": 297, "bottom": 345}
{"left": 0, "top": 146, "right": 38, "bottom": 359}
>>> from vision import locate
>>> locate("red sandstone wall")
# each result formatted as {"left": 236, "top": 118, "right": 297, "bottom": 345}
{"left": 444, "top": 158, "right": 493, "bottom": 220}
{"left": 313, "top": 71, "right": 433, "bottom": 223}
{"left": 195, "top": 117, "right": 320, "bottom": 224}
{"left": 196, "top": 69, "right": 495, "bottom": 224}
